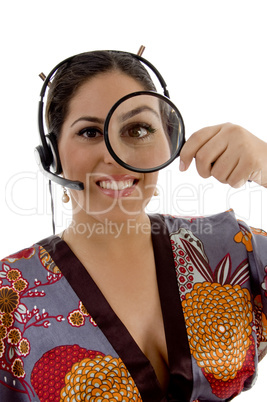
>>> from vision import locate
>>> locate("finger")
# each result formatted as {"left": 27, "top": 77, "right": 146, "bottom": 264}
{"left": 194, "top": 134, "right": 229, "bottom": 178}
{"left": 179, "top": 124, "right": 224, "bottom": 171}
{"left": 210, "top": 157, "right": 238, "bottom": 184}
{"left": 212, "top": 158, "right": 240, "bottom": 184}
{"left": 225, "top": 159, "right": 251, "bottom": 188}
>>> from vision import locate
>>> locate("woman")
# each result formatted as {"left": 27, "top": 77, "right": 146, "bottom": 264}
{"left": 1, "top": 51, "right": 267, "bottom": 402}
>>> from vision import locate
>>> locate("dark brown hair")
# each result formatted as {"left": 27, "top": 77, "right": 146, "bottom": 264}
{"left": 46, "top": 51, "right": 156, "bottom": 138}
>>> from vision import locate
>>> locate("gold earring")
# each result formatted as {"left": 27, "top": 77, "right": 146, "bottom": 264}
{"left": 62, "top": 187, "right": 70, "bottom": 203}
{"left": 153, "top": 187, "right": 159, "bottom": 196}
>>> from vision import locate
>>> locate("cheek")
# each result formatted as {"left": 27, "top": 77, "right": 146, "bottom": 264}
{"left": 58, "top": 139, "right": 94, "bottom": 179}
{"left": 143, "top": 172, "right": 159, "bottom": 196}
{"left": 58, "top": 138, "right": 71, "bottom": 175}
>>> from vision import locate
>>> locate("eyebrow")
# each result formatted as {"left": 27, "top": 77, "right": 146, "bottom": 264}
{"left": 119, "top": 106, "right": 160, "bottom": 122}
{"left": 71, "top": 116, "right": 105, "bottom": 127}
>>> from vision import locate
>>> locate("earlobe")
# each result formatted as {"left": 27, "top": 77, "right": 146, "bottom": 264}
{"left": 62, "top": 187, "right": 70, "bottom": 203}
{"left": 153, "top": 187, "right": 159, "bottom": 196}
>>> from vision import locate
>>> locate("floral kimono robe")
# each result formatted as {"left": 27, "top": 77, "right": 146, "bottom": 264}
{"left": 0, "top": 210, "right": 266, "bottom": 401}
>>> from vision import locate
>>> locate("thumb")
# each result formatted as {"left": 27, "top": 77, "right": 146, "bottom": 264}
{"left": 179, "top": 159, "right": 187, "bottom": 172}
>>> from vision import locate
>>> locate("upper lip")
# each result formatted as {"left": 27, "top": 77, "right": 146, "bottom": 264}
{"left": 95, "top": 174, "right": 139, "bottom": 189}
{"left": 95, "top": 174, "right": 139, "bottom": 183}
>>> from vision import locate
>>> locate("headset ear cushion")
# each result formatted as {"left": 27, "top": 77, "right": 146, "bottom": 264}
{"left": 35, "top": 144, "right": 49, "bottom": 170}
{"left": 46, "top": 133, "right": 62, "bottom": 174}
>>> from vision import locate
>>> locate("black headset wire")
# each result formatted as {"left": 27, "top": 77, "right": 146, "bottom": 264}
{"left": 48, "top": 180, "right": 56, "bottom": 235}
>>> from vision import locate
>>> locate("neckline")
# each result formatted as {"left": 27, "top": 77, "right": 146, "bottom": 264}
{"left": 37, "top": 214, "right": 193, "bottom": 402}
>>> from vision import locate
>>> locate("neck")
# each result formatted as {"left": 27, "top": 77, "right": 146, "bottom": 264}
{"left": 62, "top": 212, "right": 152, "bottom": 253}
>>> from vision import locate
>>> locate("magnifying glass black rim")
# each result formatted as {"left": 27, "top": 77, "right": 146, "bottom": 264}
{"left": 103, "top": 90, "right": 185, "bottom": 173}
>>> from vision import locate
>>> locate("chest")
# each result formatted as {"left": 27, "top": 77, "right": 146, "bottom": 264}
{"left": 84, "top": 253, "right": 170, "bottom": 391}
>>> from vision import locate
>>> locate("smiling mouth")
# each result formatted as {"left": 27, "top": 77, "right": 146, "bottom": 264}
{"left": 97, "top": 179, "right": 139, "bottom": 190}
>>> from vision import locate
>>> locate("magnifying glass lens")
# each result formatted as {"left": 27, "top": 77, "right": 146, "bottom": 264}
{"left": 105, "top": 93, "right": 184, "bottom": 172}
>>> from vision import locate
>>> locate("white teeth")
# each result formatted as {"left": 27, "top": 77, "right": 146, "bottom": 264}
{"left": 98, "top": 180, "right": 135, "bottom": 190}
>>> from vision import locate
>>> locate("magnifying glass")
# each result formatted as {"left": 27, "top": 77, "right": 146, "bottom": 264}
{"left": 104, "top": 91, "right": 185, "bottom": 173}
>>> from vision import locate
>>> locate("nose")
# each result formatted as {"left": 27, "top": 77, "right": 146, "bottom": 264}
{"left": 102, "top": 141, "right": 121, "bottom": 167}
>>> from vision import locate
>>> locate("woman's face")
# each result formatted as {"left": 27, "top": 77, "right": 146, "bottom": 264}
{"left": 58, "top": 71, "right": 159, "bottom": 223}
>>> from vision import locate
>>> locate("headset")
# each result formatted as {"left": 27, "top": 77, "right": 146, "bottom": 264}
{"left": 35, "top": 48, "right": 174, "bottom": 191}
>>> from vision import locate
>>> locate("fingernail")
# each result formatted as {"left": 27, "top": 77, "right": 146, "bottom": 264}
{"left": 179, "top": 160, "right": 186, "bottom": 171}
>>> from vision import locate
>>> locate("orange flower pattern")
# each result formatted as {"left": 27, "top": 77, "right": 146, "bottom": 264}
{"left": 0, "top": 324, "right": 7, "bottom": 340}
{"left": 60, "top": 355, "right": 142, "bottom": 401}
{"left": 11, "top": 358, "right": 25, "bottom": 378}
{"left": 0, "top": 339, "right": 5, "bottom": 358}
{"left": 13, "top": 278, "right": 28, "bottom": 292}
{"left": 182, "top": 282, "right": 253, "bottom": 381}
{"left": 0, "top": 286, "right": 19, "bottom": 314}
{"left": 79, "top": 301, "right": 89, "bottom": 316}
{"left": 68, "top": 310, "right": 85, "bottom": 327}
{"left": 67, "top": 301, "right": 98, "bottom": 328}
{"left": 18, "top": 338, "right": 30, "bottom": 356}
{"left": 7, "top": 269, "right": 21, "bottom": 282}
{"left": 170, "top": 218, "right": 265, "bottom": 399}
{"left": 1, "top": 313, "right": 14, "bottom": 328}
{"left": 7, "top": 328, "right": 22, "bottom": 345}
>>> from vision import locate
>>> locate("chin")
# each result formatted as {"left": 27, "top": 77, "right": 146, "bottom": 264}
{"left": 71, "top": 187, "right": 153, "bottom": 223}
{"left": 89, "top": 207, "right": 147, "bottom": 224}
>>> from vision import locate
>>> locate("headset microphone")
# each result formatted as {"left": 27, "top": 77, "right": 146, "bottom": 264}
{"left": 34, "top": 147, "right": 84, "bottom": 190}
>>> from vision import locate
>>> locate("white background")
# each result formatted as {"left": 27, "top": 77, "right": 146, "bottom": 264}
{"left": 0, "top": 0, "right": 266, "bottom": 399}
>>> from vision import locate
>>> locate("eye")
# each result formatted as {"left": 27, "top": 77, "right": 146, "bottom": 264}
{"left": 121, "top": 123, "right": 156, "bottom": 139}
{"left": 78, "top": 127, "right": 103, "bottom": 139}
